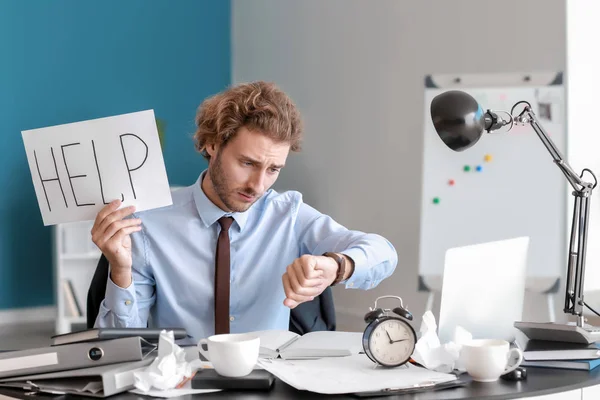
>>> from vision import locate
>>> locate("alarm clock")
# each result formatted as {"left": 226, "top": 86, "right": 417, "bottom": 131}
{"left": 362, "top": 295, "right": 417, "bottom": 368}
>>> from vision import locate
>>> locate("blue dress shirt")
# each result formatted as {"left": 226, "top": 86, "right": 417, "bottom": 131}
{"left": 95, "top": 171, "right": 398, "bottom": 341}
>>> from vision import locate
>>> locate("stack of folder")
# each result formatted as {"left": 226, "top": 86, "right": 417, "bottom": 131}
{"left": 0, "top": 328, "right": 184, "bottom": 397}
{"left": 517, "top": 336, "right": 600, "bottom": 371}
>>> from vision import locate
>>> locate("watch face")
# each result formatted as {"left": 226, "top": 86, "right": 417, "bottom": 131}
{"left": 368, "top": 318, "right": 416, "bottom": 367}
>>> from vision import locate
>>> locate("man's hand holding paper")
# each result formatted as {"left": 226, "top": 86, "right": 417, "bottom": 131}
{"left": 91, "top": 199, "right": 142, "bottom": 288}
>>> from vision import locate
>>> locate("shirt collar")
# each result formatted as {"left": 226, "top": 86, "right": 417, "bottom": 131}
{"left": 192, "top": 170, "right": 250, "bottom": 231}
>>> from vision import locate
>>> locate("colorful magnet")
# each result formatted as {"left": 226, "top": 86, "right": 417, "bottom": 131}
{"left": 433, "top": 197, "right": 440, "bottom": 204}
{"left": 476, "top": 165, "right": 483, "bottom": 172}
{"left": 484, "top": 154, "right": 492, "bottom": 162}
{"left": 448, "top": 179, "right": 455, "bottom": 186}
{"left": 463, "top": 165, "right": 471, "bottom": 172}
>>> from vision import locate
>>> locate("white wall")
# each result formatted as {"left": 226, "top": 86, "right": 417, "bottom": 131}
{"left": 566, "top": 0, "right": 600, "bottom": 314}
{"left": 233, "top": 0, "right": 566, "bottom": 331}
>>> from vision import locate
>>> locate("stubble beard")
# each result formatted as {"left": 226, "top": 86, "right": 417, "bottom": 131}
{"left": 209, "top": 154, "right": 259, "bottom": 213}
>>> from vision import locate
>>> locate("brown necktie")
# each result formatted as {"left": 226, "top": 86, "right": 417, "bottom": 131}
{"left": 215, "top": 216, "right": 234, "bottom": 334}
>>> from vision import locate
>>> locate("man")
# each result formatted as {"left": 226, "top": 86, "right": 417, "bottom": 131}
{"left": 92, "top": 81, "right": 397, "bottom": 340}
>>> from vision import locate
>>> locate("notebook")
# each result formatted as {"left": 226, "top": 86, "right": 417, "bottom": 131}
{"left": 521, "top": 358, "right": 600, "bottom": 371}
{"left": 253, "top": 330, "right": 363, "bottom": 359}
{"left": 516, "top": 337, "right": 600, "bottom": 361}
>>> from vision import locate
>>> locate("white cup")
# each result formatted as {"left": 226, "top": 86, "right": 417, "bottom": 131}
{"left": 461, "top": 339, "right": 524, "bottom": 382}
{"left": 197, "top": 333, "right": 260, "bottom": 377}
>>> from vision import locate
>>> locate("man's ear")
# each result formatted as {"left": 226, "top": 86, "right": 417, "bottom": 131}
{"left": 206, "top": 143, "right": 217, "bottom": 158}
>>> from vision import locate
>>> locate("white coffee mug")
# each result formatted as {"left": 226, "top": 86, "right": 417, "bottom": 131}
{"left": 197, "top": 333, "right": 260, "bottom": 377}
{"left": 461, "top": 339, "right": 524, "bottom": 382}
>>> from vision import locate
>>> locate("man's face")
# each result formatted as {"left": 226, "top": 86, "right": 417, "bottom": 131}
{"left": 206, "top": 127, "right": 291, "bottom": 212}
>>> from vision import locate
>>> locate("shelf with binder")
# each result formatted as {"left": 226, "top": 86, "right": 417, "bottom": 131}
{"left": 53, "top": 220, "right": 100, "bottom": 335}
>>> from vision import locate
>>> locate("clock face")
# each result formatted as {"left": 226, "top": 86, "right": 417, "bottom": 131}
{"left": 368, "top": 318, "right": 416, "bottom": 367}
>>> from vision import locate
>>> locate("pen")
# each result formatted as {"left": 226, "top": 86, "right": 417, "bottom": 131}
{"left": 176, "top": 371, "right": 198, "bottom": 389}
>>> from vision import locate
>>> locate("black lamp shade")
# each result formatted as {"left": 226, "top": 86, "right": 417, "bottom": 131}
{"left": 430, "top": 90, "right": 485, "bottom": 151}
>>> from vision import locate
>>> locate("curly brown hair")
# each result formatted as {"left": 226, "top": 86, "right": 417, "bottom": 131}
{"left": 193, "top": 81, "right": 303, "bottom": 160}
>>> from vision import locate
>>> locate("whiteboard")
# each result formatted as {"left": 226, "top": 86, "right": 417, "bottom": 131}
{"left": 419, "top": 72, "right": 566, "bottom": 289}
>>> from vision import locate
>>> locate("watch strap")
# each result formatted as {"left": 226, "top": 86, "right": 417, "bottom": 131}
{"left": 323, "top": 252, "right": 346, "bottom": 286}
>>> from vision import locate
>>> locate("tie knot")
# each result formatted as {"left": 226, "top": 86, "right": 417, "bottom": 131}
{"left": 218, "top": 216, "right": 234, "bottom": 231}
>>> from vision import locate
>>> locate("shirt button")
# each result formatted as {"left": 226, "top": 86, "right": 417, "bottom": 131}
{"left": 125, "top": 300, "right": 132, "bottom": 306}
{"left": 348, "top": 282, "right": 354, "bottom": 287}
{"left": 230, "top": 316, "right": 235, "bottom": 322}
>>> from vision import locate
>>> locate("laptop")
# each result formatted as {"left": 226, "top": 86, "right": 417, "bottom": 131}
{"left": 437, "top": 236, "right": 530, "bottom": 344}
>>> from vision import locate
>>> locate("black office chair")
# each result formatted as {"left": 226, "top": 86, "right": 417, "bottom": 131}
{"left": 87, "top": 254, "right": 336, "bottom": 335}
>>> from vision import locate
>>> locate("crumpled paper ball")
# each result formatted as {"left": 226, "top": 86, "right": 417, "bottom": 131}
{"left": 133, "top": 330, "right": 204, "bottom": 392}
{"left": 411, "top": 311, "right": 472, "bottom": 373}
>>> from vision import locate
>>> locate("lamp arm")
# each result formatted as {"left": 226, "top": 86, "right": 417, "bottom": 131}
{"left": 518, "top": 107, "right": 592, "bottom": 192}
{"left": 519, "top": 107, "right": 596, "bottom": 325}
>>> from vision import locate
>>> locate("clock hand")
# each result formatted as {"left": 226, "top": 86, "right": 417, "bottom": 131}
{"left": 385, "top": 329, "right": 394, "bottom": 344}
{"left": 392, "top": 338, "right": 409, "bottom": 344}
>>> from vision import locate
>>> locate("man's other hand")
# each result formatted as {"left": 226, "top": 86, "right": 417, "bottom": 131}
{"left": 282, "top": 254, "right": 338, "bottom": 309}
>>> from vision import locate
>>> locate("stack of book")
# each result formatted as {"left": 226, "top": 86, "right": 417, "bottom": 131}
{"left": 0, "top": 328, "right": 186, "bottom": 397}
{"left": 517, "top": 336, "right": 600, "bottom": 371}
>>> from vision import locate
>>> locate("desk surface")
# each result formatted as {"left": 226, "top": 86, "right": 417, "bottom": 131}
{"left": 1, "top": 366, "right": 599, "bottom": 400}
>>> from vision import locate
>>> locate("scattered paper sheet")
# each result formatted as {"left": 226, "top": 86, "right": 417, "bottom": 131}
{"left": 21, "top": 110, "right": 172, "bottom": 225}
{"left": 258, "top": 354, "right": 456, "bottom": 395}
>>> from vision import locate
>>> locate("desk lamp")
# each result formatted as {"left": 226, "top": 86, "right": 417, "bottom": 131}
{"left": 430, "top": 90, "right": 600, "bottom": 344}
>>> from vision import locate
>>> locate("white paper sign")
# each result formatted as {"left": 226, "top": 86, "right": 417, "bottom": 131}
{"left": 22, "top": 110, "right": 173, "bottom": 226}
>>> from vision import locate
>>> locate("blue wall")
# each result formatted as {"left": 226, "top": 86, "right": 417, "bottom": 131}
{"left": 0, "top": 1, "right": 230, "bottom": 309}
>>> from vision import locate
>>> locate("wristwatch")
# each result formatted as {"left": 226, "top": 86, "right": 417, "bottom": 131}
{"left": 323, "top": 252, "right": 346, "bottom": 286}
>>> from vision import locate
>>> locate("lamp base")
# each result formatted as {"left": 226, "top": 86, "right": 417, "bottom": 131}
{"left": 515, "top": 321, "right": 600, "bottom": 344}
